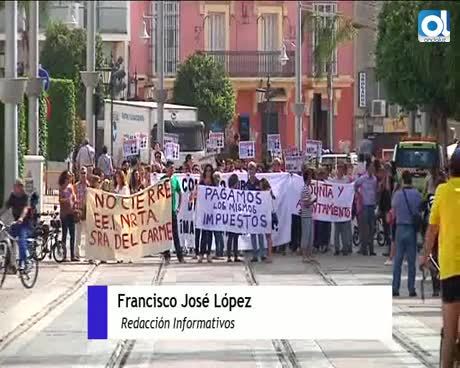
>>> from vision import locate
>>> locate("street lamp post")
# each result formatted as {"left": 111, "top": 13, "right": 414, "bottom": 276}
{"left": 294, "top": 0, "right": 304, "bottom": 152}
{"left": 100, "top": 67, "right": 113, "bottom": 155}
{"left": 1, "top": 0, "right": 27, "bottom": 202}
{"left": 85, "top": 0, "right": 96, "bottom": 147}
{"left": 80, "top": 70, "right": 100, "bottom": 150}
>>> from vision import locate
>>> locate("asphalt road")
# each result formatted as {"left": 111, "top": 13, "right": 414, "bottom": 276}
{"left": 0, "top": 250, "right": 442, "bottom": 368}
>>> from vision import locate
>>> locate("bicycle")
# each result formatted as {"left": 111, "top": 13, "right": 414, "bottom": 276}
{"left": 420, "top": 256, "right": 460, "bottom": 367}
{"left": 0, "top": 220, "right": 39, "bottom": 289}
{"left": 32, "top": 206, "right": 66, "bottom": 263}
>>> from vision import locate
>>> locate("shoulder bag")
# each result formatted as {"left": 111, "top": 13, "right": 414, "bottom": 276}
{"left": 402, "top": 189, "right": 422, "bottom": 232}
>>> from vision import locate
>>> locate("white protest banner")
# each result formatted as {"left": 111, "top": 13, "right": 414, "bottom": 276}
{"left": 305, "top": 140, "right": 322, "bottom": 160}
{"left": 174, "top": 173, "right": 355, "bottom": 252}
{"left": 208, "top": 132, "right": 225, "bottom": 149}
{"left": 85, "top": 180, "right": 172, "bottom": 261}
{"left": 291, "top": 179, "right": 355, "bottom": 222}
{"left": 311, "top": 180, "right": 354, "bottom": 222}
{"left": 175, "top": 174, "right": 199, "bottom": 249}
{"left": 196, "top": 186, "right": 272, "bottom": 234}
{"left": 239, "top": 141, "right": 255, "bottom": 159}
{"left": 165, "top": 142, "right": 180, "bottom": 161}
{"left": 267, "top": 134, "right": 281, "bottom": 157}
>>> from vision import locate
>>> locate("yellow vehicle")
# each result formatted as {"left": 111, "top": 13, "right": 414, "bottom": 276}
{"left": 392, "top": 137, "right": 445, "bottom": 192}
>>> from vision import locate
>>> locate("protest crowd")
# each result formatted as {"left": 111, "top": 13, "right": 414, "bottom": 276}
{"left": 6, "top": 137, "right": 460, "bottom": 303}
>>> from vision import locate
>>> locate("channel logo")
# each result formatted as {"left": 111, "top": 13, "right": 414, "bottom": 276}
{"left": 418, "top": 10, "right": 450, "bottom": 42}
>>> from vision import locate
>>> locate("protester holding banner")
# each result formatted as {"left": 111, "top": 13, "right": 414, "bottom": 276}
{"left": 58, "top": 171, "right": 77, "bottom": 262}
{"left": 246, "top": 162, "right": 266, "bottom": 262}
{"left": 330, "top": 163, "right": 353, "bottom": 256}
{"left": 271, "top": 158, "right": 283, "bottom": 173}
{"left": 198, "top": 164, "right": 217, "bottom": 263}
{"left": 162, "top": 161, "right": 185, "bottom": 264}
{"left": 114, "top": 170, "right": 130, "bottom": 196}
{"left": 314, "top": 169, "right": 332, "bottom": 253}
{"left": 74, "top": 166, "right": 90, "bottom": 261}
{"left": 213, "top": 171, "right": 225, "bottom": 259}
{"left": 260, "top": 178, "right": 275, "bottom": 262}
{"left": 226, "top": 174, "right": 242, "bottom": 262}
{"left": 225, "top": 160, "right": 235, "bottom": 173}
{"left": 129, "top": 169, "right": 143, "bottom": 193}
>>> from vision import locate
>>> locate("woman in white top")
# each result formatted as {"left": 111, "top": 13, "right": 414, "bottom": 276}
{"left": 260, "top": 178, "right": 276, "bottom": 263}
{"left": 114, "top": 170, "right": 130, "bottom": 196}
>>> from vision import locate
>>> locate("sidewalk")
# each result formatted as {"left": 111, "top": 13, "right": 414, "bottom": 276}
{"left": 0, "top": 262, "right": 94, "bottom": 345}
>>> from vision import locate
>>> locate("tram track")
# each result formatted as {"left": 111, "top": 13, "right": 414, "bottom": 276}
{"left": 245, "top": 260, "right": 303, "bottom": 368}
{"left": 310, "top": 260, "right": 437, "bottom": 368}
{"left": 105, "top": 258, "right": 167, "bottom": 368}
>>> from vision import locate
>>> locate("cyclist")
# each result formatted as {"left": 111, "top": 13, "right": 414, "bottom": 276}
{"left": 5, "top": 179, "right": 32, "bottom": 272}
{"left": 421, "top": 148, "right": 460, "bottom": 368}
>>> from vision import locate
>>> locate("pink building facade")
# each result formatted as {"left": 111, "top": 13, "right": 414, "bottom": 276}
{"left": 129, "top": 1, "right": 355, "bottom": 156}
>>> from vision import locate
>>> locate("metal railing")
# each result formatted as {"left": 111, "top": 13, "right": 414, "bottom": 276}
{"left": 203, "top": 50, "right": 295, "bottom": 78}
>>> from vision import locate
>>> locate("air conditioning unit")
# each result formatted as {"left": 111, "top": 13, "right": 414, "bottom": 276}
{"left": 371, "top": 99, "right": 386, "bottom": 117}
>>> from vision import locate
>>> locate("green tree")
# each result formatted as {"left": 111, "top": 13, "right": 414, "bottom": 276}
{"left": 375, "top": 1, "right": 458, "bottom": 146}
{"left": 173, "top": 53, "right": 236, "bottom": 130}
{"left": 40, "top": 22, "right": 105, "bottom": 119}
{"left": 47, "top": 79, "right": 76, "bottom": 161}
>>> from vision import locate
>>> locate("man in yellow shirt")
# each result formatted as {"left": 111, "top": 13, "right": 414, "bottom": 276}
{"left": 421, "top": 148, "right": 460, "bottom": 368}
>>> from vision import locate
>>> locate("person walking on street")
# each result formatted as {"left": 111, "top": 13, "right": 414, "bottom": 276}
{"left": 74, "top": 167, "right": 90, "bottom": 261}
{"left": 330, "top": 163, "right": 353, "bottom": 255}
{"left": 421, "top": 149, "right": 460, "bottom": 368}
{"left": 76, "top": 139, "right": 95, "bottom": 174}
{"left": 247, "top": 162, "right": 266, "bottom": 262}
{"left": 97, "top": 146, "right": 113, "bottom": 180}
{"left": 391, "top": 171, "right": 422, "bottom": 297}
{"left": 162, "top": 161, "right": 185, "bottom": 264}
{"left": 58, "top": 171, "right": 77, "bottom": 262}
{"left": 354, "top": 160, "right": 378, "bottom": 256}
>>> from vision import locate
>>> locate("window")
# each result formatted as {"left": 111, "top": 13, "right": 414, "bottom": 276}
{"left": 207, "top": 12, "right": 226, "bottom": 50}
{"left": 395, "top": 148, "right": 438, "bottom": 169}
{"left": 261, "top": 13, "right": 279, "bottom": 51}
{"left": 312, "top": 2, "right": 338, "bottom": 76}
{"left": 260, "top": 13, "right": 280, "bottom": 75}
{"left": 154, "top": 0, "right": 179, "bottom": 76}
{"left": 206, "top": 12, "right": 226, "bottom": 67}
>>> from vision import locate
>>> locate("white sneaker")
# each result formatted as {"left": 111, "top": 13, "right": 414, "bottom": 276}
{"left": 384, "top": 259, "right": 393, "bottom": 266}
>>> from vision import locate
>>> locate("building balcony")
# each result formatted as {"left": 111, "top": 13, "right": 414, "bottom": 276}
{"left": 203, "top": 50, "right": 295, "bottom": 78}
